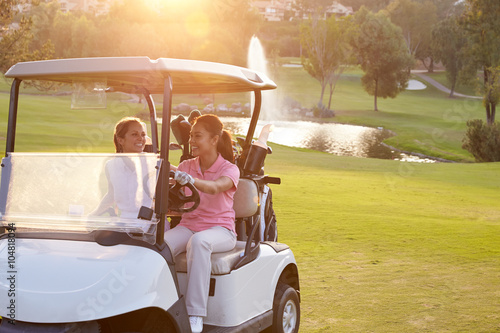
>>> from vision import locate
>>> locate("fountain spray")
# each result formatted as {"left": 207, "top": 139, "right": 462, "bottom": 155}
{"left": 247, "top": 36, "right": 280, "bottom": 121}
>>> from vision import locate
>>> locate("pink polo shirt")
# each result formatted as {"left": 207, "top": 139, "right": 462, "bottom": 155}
{"left": 177, "top": 154, "right": 240, "bottom": 233}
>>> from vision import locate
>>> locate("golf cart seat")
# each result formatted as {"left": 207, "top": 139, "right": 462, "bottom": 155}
{"left": 175, "top": 241, "right": 248, "bottom": 275}
{"left": 174, "top": 178, "right": 259, "bottom": 275}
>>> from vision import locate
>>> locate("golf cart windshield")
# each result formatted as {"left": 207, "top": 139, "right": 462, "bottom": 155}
{"left": 0, "top": 153, "right": 161, "bottom": 244}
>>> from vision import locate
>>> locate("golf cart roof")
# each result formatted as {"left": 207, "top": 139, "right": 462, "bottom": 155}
{"left": 4, "top": 57, "right": 277, "bottom": 94}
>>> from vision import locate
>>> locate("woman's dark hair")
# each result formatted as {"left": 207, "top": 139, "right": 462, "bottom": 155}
{"left": 194, "top": 114, "right": 234, "bottom": 163}
{"left": 113, "top": 117, "right": 143, "bottom": 153}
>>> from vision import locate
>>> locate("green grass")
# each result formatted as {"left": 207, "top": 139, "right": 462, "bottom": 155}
{"left": 265, "top": 144, "right": 500, "bottom": 333}
{"left": 423, "top": 71, "right": 481, "bottom": 98}
{"left": 0, "top": 78, "right": 11, "bottom": 92}
{"left": 0, "top": 91, "right": 143, "bottom": 153}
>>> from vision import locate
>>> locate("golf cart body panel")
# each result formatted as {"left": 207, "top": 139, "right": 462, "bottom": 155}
{"left": 0, "top": 57, "right": 299, "bottom": 332}
{"left": 202, "top": 245, "right": 296, "bottom": 327}
{"left": 0, "top": 238, "right": 177, "bottom": 323}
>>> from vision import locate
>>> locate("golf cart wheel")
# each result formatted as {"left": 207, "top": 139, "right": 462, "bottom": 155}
{"left": 271, "top": 283, "right": 300, "bottom": 333}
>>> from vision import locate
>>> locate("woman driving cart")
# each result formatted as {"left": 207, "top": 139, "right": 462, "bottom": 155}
{"left": 165, "top": 114, "right": 239, "bottom": 333}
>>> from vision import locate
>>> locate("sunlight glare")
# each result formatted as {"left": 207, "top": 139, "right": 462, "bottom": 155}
{"left": 148, "top": 0, "right": 187, "bottom": 12}
{"left": 186, "top": 11, "right": 210, "bottom": 38}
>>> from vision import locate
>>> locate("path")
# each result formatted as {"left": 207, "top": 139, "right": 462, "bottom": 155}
{"left": 412, "top": 71, "right": 482, "bottom": 99}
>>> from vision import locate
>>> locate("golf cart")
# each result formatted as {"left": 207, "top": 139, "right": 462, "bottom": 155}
{"left": 0, "top": 57, "right": 300, "bottom": 332}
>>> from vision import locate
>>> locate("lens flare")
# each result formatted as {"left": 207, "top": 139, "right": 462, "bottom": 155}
{"left": 185, "top": 11, "right": 210, "bottom": 38}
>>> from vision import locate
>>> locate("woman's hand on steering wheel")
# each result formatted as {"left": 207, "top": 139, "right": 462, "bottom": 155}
{"left": 168, "top": 170, "right": 200, "bottom": 213}
{"left": 173, "top": 170, "right": 195, "bottom": 186}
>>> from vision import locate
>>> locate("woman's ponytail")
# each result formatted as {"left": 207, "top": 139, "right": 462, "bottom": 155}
{"left": 218, "top": 130, "right": 234, "bottom": 163}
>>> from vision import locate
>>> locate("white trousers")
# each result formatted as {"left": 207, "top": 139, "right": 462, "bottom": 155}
{"left": 164, "top": 225, "right": 236, "bottom": 316}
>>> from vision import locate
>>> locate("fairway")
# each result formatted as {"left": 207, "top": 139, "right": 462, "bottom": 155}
{"left": 265, "top": 144, "right": 499, "bottom": 332}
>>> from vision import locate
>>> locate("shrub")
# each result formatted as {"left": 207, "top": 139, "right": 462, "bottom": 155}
{"left": 462, "top": 119, "right": 500, "bottom": 162}
{"left": 311, "top": 103, "right": 335, "bottom": 118}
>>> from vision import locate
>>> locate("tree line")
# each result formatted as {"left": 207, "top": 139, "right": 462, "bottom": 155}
{"left": 0, "top": 0, "right": 261, "bottom": 73}
{"left": 1, "top": 0, "right": 498, "bottom": 161}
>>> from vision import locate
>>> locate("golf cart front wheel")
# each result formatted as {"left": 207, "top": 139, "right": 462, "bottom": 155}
{"left": 271, "top": 283, "right": 300, "bottom": 333}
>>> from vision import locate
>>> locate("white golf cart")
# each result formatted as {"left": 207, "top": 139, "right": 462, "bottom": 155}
{"left": 0, "top": 57, "right": 300, "bottom": 332}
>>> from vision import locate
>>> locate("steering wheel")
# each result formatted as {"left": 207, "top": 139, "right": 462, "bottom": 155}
{"left": 168, "top": 171, "right": 200, "bottom": 213}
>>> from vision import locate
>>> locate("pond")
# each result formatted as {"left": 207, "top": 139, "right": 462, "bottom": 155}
{"left": 220, "top": 117, "right": 436, "bottom": 163}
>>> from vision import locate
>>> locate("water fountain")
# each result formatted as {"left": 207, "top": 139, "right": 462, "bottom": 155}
{"left": 247, "top": 36, "right": 280, "bottom": 121}
{"left": 247, "top": 36, "right": 267, "bottom": 81}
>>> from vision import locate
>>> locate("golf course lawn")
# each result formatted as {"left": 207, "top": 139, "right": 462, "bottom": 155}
{"left": 0, "top": 64, "right": 499, "bottom": 332}
{"left": 264, "top": 144, "right": 499, "bottom": 332}
{"left": 422, "top": 71, "right": 482, "bottom": 98}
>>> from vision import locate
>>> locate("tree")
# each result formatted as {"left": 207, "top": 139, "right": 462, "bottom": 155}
{"left": 29, "top": 0, "right": 60, "bottom": 51}
{"left": 293, "top": 0, "right": 333, "bottom": 19}
{"left": 462, "top": 118, "right": 500, "bottom": 162}
{"left": 206, "top": 0, "right": 262, "bottom": 66}
{"left": 0, "top": 0, "right": 53, "bottom": 73}
{"left": 432, "top": 17, "right": 468, "bottom": 97}
{"left": 424, "top": 0, "right": 464, "bottom": 20}
{"left": 258, "top": 21, "right": 301, "bottom": 58}
{"left": 300, "top": 14, "right": 352, "bottom": 110}
{"left": 350, "top": 7, "right": 414, "bottom": 111}
{"left": 461, "top": 0, "right": 500, "bottom": 125}
{"left": 51, "top": 10, "right": 75, "bottom": 58}
{"left": 385, "top": 0, "right": 437, "bottom": 72}
{"left": 481, "top": 67, "right": 500, "bottom": 125}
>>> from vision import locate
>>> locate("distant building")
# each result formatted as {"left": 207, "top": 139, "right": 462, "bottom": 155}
{"left": 252, "top": 0, "right": 290, "bottom": 21}
{"left": 58, "top": 0, "right": 117, "bottom": 15}
{"left": 251, "top": 0, "right": 353, "bottom": 21}
{"left": 325, "top": 2, "right": 353, "bottom": 18}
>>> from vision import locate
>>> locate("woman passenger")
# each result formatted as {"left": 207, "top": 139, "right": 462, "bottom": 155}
{"left": 90, "top": 117, "right": 152, "bottom": 219}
